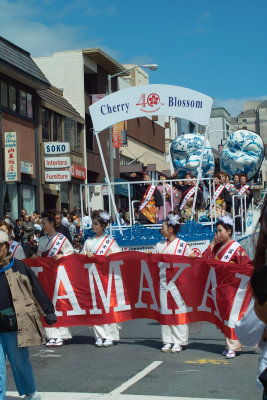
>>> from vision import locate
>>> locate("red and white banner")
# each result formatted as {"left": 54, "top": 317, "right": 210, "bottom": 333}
{"left": 25, "top": 252, "right": 253, "bottom": 339}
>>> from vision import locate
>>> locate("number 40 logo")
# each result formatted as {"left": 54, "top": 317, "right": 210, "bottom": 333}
{"left": 136, "top": 93, "right": 162, "bottom": 113}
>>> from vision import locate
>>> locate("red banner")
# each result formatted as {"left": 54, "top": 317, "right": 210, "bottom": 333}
{"left": 25, "top": 252, "right": 253, "bottom": 339}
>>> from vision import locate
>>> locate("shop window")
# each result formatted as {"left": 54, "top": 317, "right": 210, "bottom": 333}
{"left": 21, "top": 184, "right": 35, "bottom": 216}
{"left": 42, "top": 108, "right": 50, "bottom": 141}
{"left": 2, "top": 183, "right": 18, "bottom": 220}
{"left": 73, "top": 183, "right": 81, "bottom": 208}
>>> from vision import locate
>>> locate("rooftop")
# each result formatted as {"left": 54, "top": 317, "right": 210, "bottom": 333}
{"left": 0, "top": 36, "right": 50, "bottom": 89}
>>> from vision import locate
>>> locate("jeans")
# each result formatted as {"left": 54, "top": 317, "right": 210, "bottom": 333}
{"left": 0, "top": 331, "right": 36, "bottom": 399}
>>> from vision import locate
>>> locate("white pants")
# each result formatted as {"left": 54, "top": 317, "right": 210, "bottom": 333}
{"left": 92, "top": 323, "right": 121, "bottom": 341}
{"left": 161, "top": 324, "right": 188, "bottom": 345}
{"left": 44, "top": 327, "right": 72, "bottom": 340}
{"left": 225, "top": 337, "right": 242, "bottom": 351}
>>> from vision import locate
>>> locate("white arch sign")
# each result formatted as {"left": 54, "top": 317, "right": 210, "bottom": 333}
{"left": 89, "top": 84, "right": 213, "bottom": 132}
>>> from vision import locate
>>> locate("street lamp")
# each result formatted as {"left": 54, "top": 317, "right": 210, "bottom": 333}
{"left": 107, "top": 64, "right": 158, "bottom": 186}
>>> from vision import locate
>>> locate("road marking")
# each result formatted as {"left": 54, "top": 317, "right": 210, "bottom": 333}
{"left": 109, "top": 361, "right": 163, "bottom": 395}
{"left": 6, "top": 392, "right": 237, "bottom": 400}
{"left": 185, "top": 358, "right": 229, "bottom": 365}
{"left": 31, "top": 349, "right": 62, "bottom": 358}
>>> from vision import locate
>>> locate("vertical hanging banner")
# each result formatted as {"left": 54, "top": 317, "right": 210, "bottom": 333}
{"left": 4, "top": 131, "right": 18, "bottom": 182}
{"left": 112, "top": 121, "right": 127, "bottom": 148}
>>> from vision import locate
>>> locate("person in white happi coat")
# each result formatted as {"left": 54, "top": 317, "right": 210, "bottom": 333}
{"left": 81, "top": 210, "right": 121, "bottom": 347}
{"left": 0, "top": 222, "right": 26, "bottom": 260}
{"left": 37, "top": 212, "right": 74, "bottom": 347}
{"left": 147, "top": 212, "right": 195, "bottom": 354}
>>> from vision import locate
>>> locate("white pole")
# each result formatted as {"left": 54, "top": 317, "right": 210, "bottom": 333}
{"left": 94, "top": 131, "right": 123, "bottom": 235}
{"left": 191, "top": 126, "right": 209, "bottom": 220}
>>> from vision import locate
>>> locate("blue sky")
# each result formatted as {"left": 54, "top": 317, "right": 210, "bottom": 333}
{"left": 1, "top": 0, "right": 267, "bottom": 116}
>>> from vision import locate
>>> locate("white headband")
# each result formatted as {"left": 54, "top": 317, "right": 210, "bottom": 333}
{"left": 167, "top": 213, "right": 180, "bottom": 226}
{"left": 218, "top": 216, "right": 234, "bottom": 226}
{"left": 99, "top": 211, "right": 111, "bottom": 223}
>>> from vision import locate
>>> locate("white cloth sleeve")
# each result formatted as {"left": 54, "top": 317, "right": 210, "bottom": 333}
{"left": 235, "top": 299, "right": 265, "bottom": 346}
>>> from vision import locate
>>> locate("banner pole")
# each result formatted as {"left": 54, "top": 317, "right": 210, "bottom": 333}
{"left": 94, "top": 130, "right": 123, "bottom": 235}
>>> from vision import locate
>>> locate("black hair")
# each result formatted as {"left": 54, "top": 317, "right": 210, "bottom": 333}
{"left": 92, "top": 210, "right": 112, "bottom": 227}
{"left": 251, "top": 266, "right": 267, "bottom": 305}
{"left": 164, "top": 211, "right": 182, "bottom": 235}
{"left": 215, "top": 219, "right": 233, "bottom": 236}
{"left": 41, "top": 212, "right": 56, "bottom": 227}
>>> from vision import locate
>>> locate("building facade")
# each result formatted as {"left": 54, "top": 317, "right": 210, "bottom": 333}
{"left": 0, "top": 36, "right": 50, "bottom": 219}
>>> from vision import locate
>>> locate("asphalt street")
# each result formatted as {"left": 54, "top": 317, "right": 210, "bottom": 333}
{"left": 6, "top": 319, "right": 261, "bottom": 400}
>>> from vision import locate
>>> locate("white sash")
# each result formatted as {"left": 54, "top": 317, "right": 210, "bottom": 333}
{"left": 173, "top": 238, "right": 187, "bottom": 256}
{"left": 211, "top": 185, "right": 225, "bottom": 205}
{"left": 180, "top": 187, "right": 196, "bottom": 210}
{"left": 95, "top": 234, "right": 115, "bottom": 255}
{"left": 218, "top": 241, "right": 241, "bottom": 262}
{"left": 238, "top": 185, "right": 249, "bottom": 197}
{"left": 139, "top": 185, "right": 156, "bottom": 211}
{"left": 224, "top": 183, "right": 233, "bottom": 191}
{"left": 47, "top": 233, "right": 67, "bottom": 257}
{"left": 165, "top": 183, "right": 172, "bottom": 194}
{"left": 9, "top": 240, "right": 20, "bottom": 257}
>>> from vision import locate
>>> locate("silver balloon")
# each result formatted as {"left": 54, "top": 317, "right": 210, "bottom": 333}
{"left": 170, "top": 134, "right": 215, "bottom": 178}
{"left": 220, "top": 129, "right": 264, "bottom": 181}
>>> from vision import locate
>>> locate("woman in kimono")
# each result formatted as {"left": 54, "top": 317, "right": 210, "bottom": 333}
{"left": 147, "top": 211, "right": 194, "bottom": 353}
{"left": 81, "top": 210, "right": 121, "bottom": 347}
{"left": 37, "top": 212, "right": 74, "bottom": 347}
{"left": 156, "top": 173, "right": 178, "bottom": 222}
{"left": 202, "top": 216, "right": 252, "bottom": 358}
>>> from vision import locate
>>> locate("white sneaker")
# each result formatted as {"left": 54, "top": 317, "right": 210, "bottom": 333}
{"left": 225, "top": 350, "right": 236, "bottom": 359}
{"left": 23, "top": 392, "right": 41, "bottom": 400}
{"left": 95, "top": 338, "right": 103, "bottom": 347}
{"left": 103, "top": 339, "right": 113, "bottom": 347}
{"left": 46, "top": 339, "right": 56, "bottom": 347}
{"left": 222, "top": 349, "right": 228, "bottom": 356}
{"left": 161, "top": 343, "right": 172, "bottom": 352}
{"left": 171, "top": 344, "right": 182, "bottom": 353}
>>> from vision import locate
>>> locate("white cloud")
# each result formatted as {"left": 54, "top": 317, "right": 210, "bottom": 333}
{"left": 0, "top": 0, "right": 116, "bottom": 57}
{"left": 214, "top": 96, "right": 267, "bottom": 117}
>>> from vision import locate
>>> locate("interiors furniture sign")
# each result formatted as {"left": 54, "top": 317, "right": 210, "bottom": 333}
{"left": 89, "top": 84, "right": 213, "bottom": 133}
{"left": 45, "top": 170, "right": 71, "bottom": 182}
{"left": 4, "top": 131, "right": 18, "bottom": 182}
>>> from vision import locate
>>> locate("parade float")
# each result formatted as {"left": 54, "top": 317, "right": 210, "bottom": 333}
{"left": 84, "top": 84, "right": 264, "bottom": 258}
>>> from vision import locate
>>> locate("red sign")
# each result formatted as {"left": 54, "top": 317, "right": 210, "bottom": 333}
{"left": 70, "top": 164, "right": 86, "bottom": 180}
{"left": 25, "top": 252, "right": 252, "bottom": 339}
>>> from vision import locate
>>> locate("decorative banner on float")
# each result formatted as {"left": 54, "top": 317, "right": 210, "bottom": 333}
{"left": 4, "top": 131, "right": 18, "bottom": 182}
{"left": 89, "top": 84, "right": 213, "bottom": 132}
{"left": 25, "top": 252, "right": 252, "bottom": 339}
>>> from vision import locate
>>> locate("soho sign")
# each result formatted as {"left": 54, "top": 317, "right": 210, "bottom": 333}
{"left": 44, "top": 142, "right": 70, "bottom": 155}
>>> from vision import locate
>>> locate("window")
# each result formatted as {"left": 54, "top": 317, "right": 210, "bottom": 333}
{"left": 64, "top": 117, "right": 76, "bottom": 148}
{"left": 19, "top": 90, "right": 27, "bottom": 115}
{"left": 19, "top": 90, "right": 33, "bottom": 118}
{"left": 9, "top": 86, "right": 17, "bottom": 112}
{"left": 42, "top": 108, "right": 50, "bottom": 141}
{"left": 53, "top": 114, "right": 61, "bottom": 141}
{"left": 74, "top": 123, "right": 82, "bottom": 152}
{"left": 85, "top": 114, "right": 94, "bottom": 151}
{"left": 0, "top": 81, "right": 8, "bottom": 107}
{"left": 242, "top": 119, "right": 247, "bottom": 123}
{"left": 1, "top": 81, "right": 17, "bottom": 112}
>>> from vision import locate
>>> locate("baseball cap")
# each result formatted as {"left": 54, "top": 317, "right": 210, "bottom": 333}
{"left": 0, "top": 230, "right": 9, "bottom": 244}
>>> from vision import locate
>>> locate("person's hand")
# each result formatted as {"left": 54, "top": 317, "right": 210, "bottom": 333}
{"left": 146, "top": 250, "right": 152, "bottom": 255}
{"left": 52, "top": 254, "right": 63, "bottom": 261}
{"left": 86, "top": 251, "right": 94, "bottom": 258}
{"left": 45, "top": 313, "right": 57, "bottom": 326}
{"left": 130, "top": 172, "right": 137, "bottom": 178}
